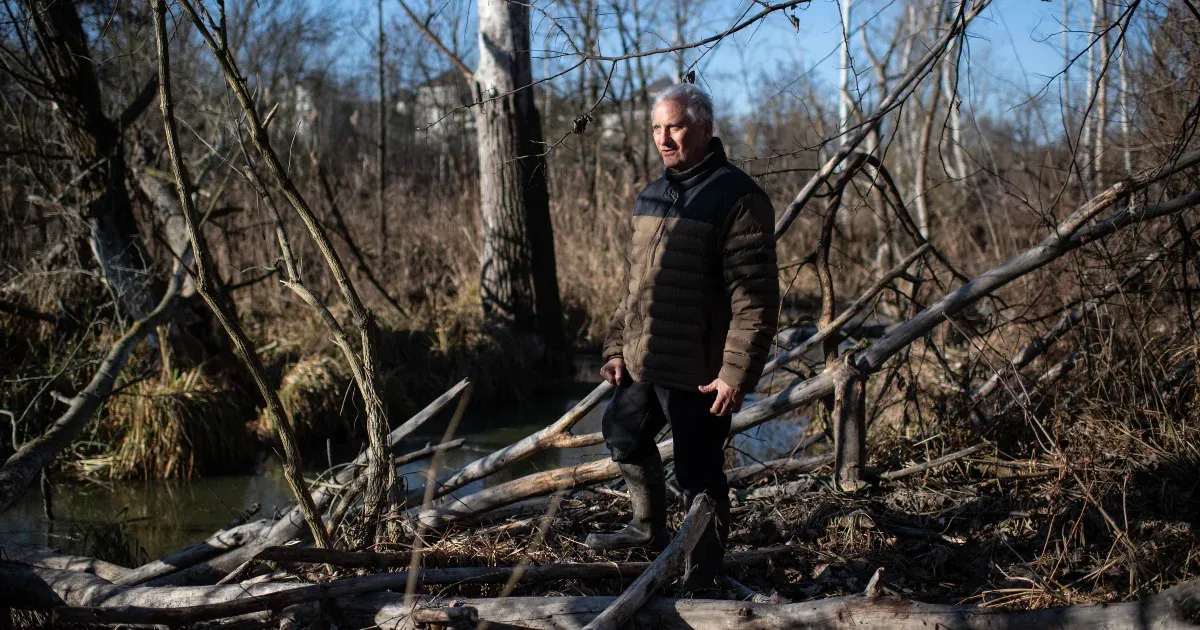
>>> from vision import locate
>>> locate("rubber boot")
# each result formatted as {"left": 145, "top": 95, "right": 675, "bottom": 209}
{"left": 585, "top": 450, "right": 670, "bottom": 551}
{"left": 680, "top": 490, "right": 731, "bottom": 592}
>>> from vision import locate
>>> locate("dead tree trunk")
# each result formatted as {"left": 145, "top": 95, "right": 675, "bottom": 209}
{"left": 474, "top": 0, "right": 566, "bottom": 369}
{"left": 832, "top": 355, "right": 866, "bottom": 491}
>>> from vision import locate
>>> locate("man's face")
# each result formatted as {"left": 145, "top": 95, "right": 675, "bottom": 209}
{"left": 652, "top": 97, "right": 712, "bottom": 172}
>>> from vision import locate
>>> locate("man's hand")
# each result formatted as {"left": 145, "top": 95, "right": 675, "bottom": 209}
{"left": 698, "top": 378, "right": 743, "bottom": 416}
{"left": 600, "top": 357, "right": 626, "bottom": 386}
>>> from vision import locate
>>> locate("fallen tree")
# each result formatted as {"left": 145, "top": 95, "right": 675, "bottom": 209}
{"left": 13, "top": 558, "right": 1200, "bottom": 630}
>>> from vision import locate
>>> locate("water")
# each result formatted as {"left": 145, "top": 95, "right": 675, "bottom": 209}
{"left": 0, "top": 379, "right": 805, "bottom": 561}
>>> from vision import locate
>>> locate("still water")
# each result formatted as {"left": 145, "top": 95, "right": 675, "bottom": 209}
{"left": 0, "top": 380, "right": 804, "bottom": 561}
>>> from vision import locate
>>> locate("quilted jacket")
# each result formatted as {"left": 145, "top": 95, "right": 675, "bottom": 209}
{"left": 603, "top": 138, "right": 779, "bottom": 391}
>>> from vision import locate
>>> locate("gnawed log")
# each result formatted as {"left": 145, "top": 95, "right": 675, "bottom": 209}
{"left": 0, "top": 547, "right": 128, "bottom": 582}
{"left": 405, "top": 382, "right": 611, "bottom": 506}
{"left": 583, "top": 494, "right": 713, "bottom": 630}
{"left": 411, "top": 605, "right": 478, "bottom": 629}
{"left": 831, "top": 355, "right": 866, "bottom": 492}
{"left": 149, "top": 379, "right": 470, "bottom": 586}
{"left": 32, "top": 549, "right": 782, "bottom": 625}
{"left": 339, "top": 578, "right": 1200, "bottom": 630}
{"left": 114, "top": 519, "right": 270, "bottom": 586}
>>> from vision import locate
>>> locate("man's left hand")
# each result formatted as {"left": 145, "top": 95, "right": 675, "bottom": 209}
{"left": 698, "top": 378, "right": 743, "bottom": 416}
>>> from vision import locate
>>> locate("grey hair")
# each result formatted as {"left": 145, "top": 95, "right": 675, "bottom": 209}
{"left": 653, "top": 83, "right": 714, "bottom": 125}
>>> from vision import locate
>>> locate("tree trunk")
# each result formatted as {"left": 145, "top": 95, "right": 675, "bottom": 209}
{"left": 21, "top": 0, "right": 160, "bottom": 322}
{"left": 474, "top": 0, "right": 565, "bottom": 368}
{"left": 377, "top": 0, "right": 389, "bottom": 259}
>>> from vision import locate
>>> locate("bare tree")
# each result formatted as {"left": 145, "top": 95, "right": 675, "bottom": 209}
{"left": 14, "top": 0, "right": 161, "bottom": 323}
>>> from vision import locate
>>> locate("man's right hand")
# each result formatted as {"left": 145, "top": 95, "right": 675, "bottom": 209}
{"left": 600, "top": 357, "right": 626, "bottom": 386}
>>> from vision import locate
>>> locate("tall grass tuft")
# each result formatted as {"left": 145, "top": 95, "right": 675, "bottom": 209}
{"left": 253, "top": 354, "right": 355, "bottom": 445}
{"left": 102, "top": 368, "right": 256, "bottom": 478}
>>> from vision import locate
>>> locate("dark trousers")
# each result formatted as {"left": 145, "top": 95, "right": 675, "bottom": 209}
{"left": 602, "top": 380, "right": 731, "bottom": 499}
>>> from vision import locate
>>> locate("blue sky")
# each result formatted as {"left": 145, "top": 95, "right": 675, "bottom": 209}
{"left": 628, "top": 0, "right": 1105, "bottom": 120}
{"left": 340, "top": 0, "right": 1135, "bottom": 136}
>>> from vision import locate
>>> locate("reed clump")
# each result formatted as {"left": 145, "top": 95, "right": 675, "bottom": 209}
{"left": 102, "top": 368, "right": 256, "bottom": 479}
{"left": 253, "top": 354, "right": 355, "bottom": 445}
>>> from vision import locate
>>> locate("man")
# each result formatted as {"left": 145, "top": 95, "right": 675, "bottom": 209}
{"left": 587, "top": 83, "right": 779, "bottom": 590}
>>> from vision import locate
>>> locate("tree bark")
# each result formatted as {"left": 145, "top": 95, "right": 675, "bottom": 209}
{"left": 113, "top": 520, "right": 270, "bottom": 586}
{"left": 474, "top": 0, "right": 565, "bottom": 368}
{"left": 19, "top": 0, "right": 160, "bottom": 322}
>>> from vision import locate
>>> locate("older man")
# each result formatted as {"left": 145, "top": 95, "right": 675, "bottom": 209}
{"left": 588, "top": 83, "right": 779, "bottom": 590}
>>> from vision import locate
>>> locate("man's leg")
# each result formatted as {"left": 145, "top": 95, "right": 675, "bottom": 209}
{"left": 656, "top": 385, "right": 733, "bottom": 590}
{"left": 587, "top": 380, "right": 671, "bottom": 551}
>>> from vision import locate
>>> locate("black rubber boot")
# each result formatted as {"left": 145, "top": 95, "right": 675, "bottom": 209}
{"left": 680, "top": 490, "right": 731, "bottom": 592}
{"left": 585, "top": 450, "right": 670, "bottom": 551}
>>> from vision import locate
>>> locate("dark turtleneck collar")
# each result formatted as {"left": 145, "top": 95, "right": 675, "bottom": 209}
{"left": 664, "top": 137, "right": 727, "bottom": 190}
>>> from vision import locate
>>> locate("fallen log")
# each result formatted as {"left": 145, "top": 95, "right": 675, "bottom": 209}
{"left": 878, "top": 443, "right": 988, "bottom": 482}
{"left": 583, "top": 494, "right": 713, "bottom": 630}
{"left": 394, "top": 438, "right": 466, "bottom": 467}
{"left": 114, "top": 519, "right": 270, "bottom": 586}
{"left": 254, "top": 546, "right": 413, "bottom": 569}
{"left": 762, "top": 244, "right": 931, "bottom": 378}
{"left": 34, "top": 548, "right": 782, "bottom": 625}
{"left": 418, "top": 441, "right": 675, "bottom": 527}
{"left": 0, "top": 547, "right": 128, "bottom": 582}
{"left": 339, "top": 578, "right": 1200, "bottom": 630}
{"left": 149, "top": 379, "right": 470, "bottom": 586}
{"left": 405, "top": 381, "right": 611, "bottom": 506}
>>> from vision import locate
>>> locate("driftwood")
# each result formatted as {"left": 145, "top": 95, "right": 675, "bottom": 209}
{"left": 583, "top": 494, "right": 714, "bottom": 630}
{"left": 0, "top": 547, "right": 128, "bottom": 582}
{"left": 32, "top": 548, "right": 777, "bottom": 625}
{"left": 406, "top": 381, "right": 611, "bottom": 506}
{"left": 337, "top": 579, "right": 1200, "bottom": 630}
{"left": 149, "top": 379, "right": 469, "bottom": 585}
{"left": 114, "top": 519, "right": 270, "bottom": 586}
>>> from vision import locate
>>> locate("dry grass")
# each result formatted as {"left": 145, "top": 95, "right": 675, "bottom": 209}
{"left": 253, "top": 354, "right": 354, "bottom": 444}
{"left": 100, "top": 368, "right": 257, "bottom": 479}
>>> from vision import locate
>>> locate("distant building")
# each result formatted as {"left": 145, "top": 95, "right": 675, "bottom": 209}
{"left": 597, "top": 77, "right": 674, "bottom": 142}
{"left": 396, "top": 69, "right": 475, "bottom": 140}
